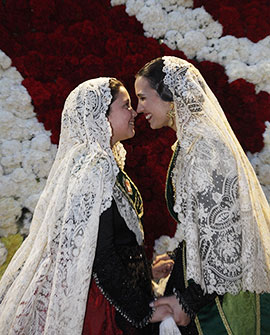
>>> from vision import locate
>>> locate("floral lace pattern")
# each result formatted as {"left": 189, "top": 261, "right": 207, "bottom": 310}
{"left": 163, "top": 56, "right": 270, "bottom": 295}
{"left": 0, "top": 78, "right": 126, "bottom": 334}
{"left": 113, "top": 183, "right": 144, "bottom": 245}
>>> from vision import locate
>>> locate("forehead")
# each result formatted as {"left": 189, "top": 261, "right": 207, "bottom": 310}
{"left": 115, "top": 86, "right": 130, "bottom": 100}
{"left": 135, "top": 76, "right": 152, "bottom": 93}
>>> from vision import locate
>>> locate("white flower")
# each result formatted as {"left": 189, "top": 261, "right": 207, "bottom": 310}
{"left": 164, "top": 30, "right": 181, "bottom": 50}
{"left": 237, "top": 38, "right": 253, "bottom": 63}
{"left": 263, "top": 122, "right": 270, "bottom": 144}
{"left": 203, "top": 21, "right": 222, "bottom": 39}
{"left": 0, "top": 50, "right": 57, "bottom": 238}
{"left": 258, "top": 165, "right": 270, "bottom": 186}
{"left": 0, "top": 50, "right": 11, "bottom": 70}
{"left": 0, "top": 198, "right": 21, "bottom": 236}
{"left": 225, "top": 60, "right": 248, "bottom": 82}
{"left": 191, "top": 7, "right": 212, "bottom": 28}
{"left": 219, "top": 35, "right": 239, "bottom": 51}
{"left": 249, "top": 44, "right": 270, "bottom": 65}
{"left": 217, "top": 48, "right": 240, "bottom": 66}
{"left": 197, "top": 45, "right": 219, "bottom": 63}
{"left": 19, "top": 211, "right": 33, "bottom": 236}
{"left": 0, "top": 242, "right": 7, "bottom": 267}
{"left": 111, "top": 0, "right": 126, "bottom": 5}
{"left": 245, "top": 65, "right": 264, "bottom": 85}
{"left": 24, "top": 194, "right": 41, "bottom": 213}
{"left": 138, "top": 5, "right": 168, "bottom": 38}
{"left": 0, "top": 175, "right": 19, "bottom": 197}
{"left": 30, "top": 133, "right": 52, "bottom": 151}
{"left": 179, "top": 30, "right": 207, "bottom": 59}
{"left": 112, "top": 1, "right": 270, "bottom": 93}
{"left": 159, "top": 0, "right": 178, "bottom": 11}
{"left": 248, "top": 122, "right": 270, "bottom": 203}
{"left": 167, "top": 9, "right": 191, "bottom": 33}
{"left": 154, "top": 235, "right": 178, "bottom": 254}
{"left": 126, "top": 0, "right": 145, "bottom": 16}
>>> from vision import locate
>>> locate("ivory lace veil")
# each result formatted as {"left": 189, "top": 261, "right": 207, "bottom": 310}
{"left": 0, "top": 77, "right": 134, "bottom": 334}
{"left": 162, "top": 56, "right": 270, "bottom": 295}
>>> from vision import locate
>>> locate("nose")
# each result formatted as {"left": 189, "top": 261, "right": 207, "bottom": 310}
{"left": 132, "top": 108, "right": 137, "bottom": 118}
{"left": 136, "top": 102, "right": 143, "bottom": 114}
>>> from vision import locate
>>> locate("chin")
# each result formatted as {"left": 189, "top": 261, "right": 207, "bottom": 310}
{"left": 150, "top": 123, "right": 162, "bottom": 130}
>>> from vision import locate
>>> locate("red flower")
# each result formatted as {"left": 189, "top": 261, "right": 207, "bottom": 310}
{"left": 1, "top": 0, "right": 270, "bottom": 254}
{"left": 23, "top": 78, "right": 51, "bottom": 107}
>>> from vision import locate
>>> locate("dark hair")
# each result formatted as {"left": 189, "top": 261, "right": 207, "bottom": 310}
{"left": 136, "top": 57, "right": 173, "bottom": 102}
{"left": 107, "top": 78, "right": 124, "bottom": 116}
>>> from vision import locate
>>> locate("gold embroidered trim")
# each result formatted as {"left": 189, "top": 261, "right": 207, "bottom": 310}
{"left": 256, "top": 293, "right": 261, "bottom": 335}
{"left": 115, "top": 180, "right": 144, "bottom": 237}
{"left": 165, "top": 141, "right": 178, "bottom": 217}
{"left": 182, "top": 241, "right": 203, "bottom": 335}
{"left": 215, "top": 297, "right": 233, "bottom": 335}
{"left": 116, "top": 170, "right": 143, "bottom": 217}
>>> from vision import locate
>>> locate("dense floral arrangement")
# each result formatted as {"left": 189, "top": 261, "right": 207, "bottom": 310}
{"left": 0, "top": 0, "right": 269, "bottom": 266}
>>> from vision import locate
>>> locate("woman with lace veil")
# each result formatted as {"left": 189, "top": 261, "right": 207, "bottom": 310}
{"left": 0, "top": 77, "right": 173, "bottom": 334}
{"left": 135, "top": 57, "right": 270, "bottom": 335}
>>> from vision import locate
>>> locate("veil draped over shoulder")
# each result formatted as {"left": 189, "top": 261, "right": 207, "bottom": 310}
{"left": 0, "top": 78, "right": 127, "bottom": 334}
{"left": 163, "top": 56, "right": 270, "bottom": 295}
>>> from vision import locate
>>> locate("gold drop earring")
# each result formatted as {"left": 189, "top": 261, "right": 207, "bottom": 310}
{"left": 167, "top": 102, "right": 175, "bottom": 127}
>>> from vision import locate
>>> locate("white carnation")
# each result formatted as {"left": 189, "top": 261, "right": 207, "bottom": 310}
{"left": 180, "top": 30, "right": 207, "bottom": 58}
{"left": 237, "top": 38, "right": 253, "bottom": 63}
{"left": 24, "top": 194, "right": 42, "bottom": 213}
{"left": 112, "top": 1, "right": 270, "bottom": 93}
{"left": 197, "top": 45, "right": 219, "bottom": 63}
{"left": 167, "top": 9, "right": 191, "bottom": 33}
{"left": 248, "top": 122, "right": 270, "bottom": 204}
{"left": 139, "top": 5, "right": 168, "bottom": 38}
{"left": 110, "top": 0, "right": 126, "bottom": 5}
{"left": 225, "top": 60, "right": 248, "bottom": 82}
{"left": 0, "top": 50, "right": 56, "bottom": 238}
{"left": 31, "top": 134, "right": 52, "bottom": 151}
{"left": 258, "top": 165, "right": 270, "bottom": 185}
{"left": 0, "top": 50, "right": 11, "bottom": 70}
{"left": 154, "top": 235, "right": 178, "bottom": 255}
{"left": 164, "top": 30, "right": 182, "bottom": 50}
{"left": 263, "top": 122, "right": 270, "bottom": 144}
{"left": 217, "top": 48, "right": 240, "bottom": 66}
{"left": 192, "top": 7, "right": 212, "bottom": 28}
{"left": 159, "top": 0, "right": 178, "bottom": 11}
{"left": 203, "top": 21, "right": 222, "bottom": 39}
{"left": 0, "top": 175, "right": 19, "bottom": 197}
{"left": 0, "top": 242, "right": 8, "bottom": 266}
{"left": 126, "top": 0, "right": 145, "bottom": 16}
{"left": 0, "top": 198, "right": 21, "bottom": 236}
{"left": 248, "top": 44, "right": 270, "bottom": 65}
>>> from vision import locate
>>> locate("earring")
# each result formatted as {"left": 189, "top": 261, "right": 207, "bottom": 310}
{"left": 167, "top": 102, "right": 175, "bottom": 127}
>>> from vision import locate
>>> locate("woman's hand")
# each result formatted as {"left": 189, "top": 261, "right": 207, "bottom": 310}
{"left": 151, "top": 295, "right": 191, "bottom": 326}
{"left": 150, "top": 304, "right": 173, "bottom": 323}
{"left": 152, "top": 253, "right": 174, "bottom": 280}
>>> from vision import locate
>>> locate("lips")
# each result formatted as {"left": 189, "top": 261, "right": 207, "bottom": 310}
{"left": 145, "top": 114, "right": 152, "bottom": 120}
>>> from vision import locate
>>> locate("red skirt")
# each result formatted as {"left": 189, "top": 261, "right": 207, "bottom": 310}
{"left": 82, "top": 279, "right": 123, "bottom": 335}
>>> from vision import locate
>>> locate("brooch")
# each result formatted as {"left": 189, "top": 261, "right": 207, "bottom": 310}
{"left": 124, "top": 179, "right": 133, "bottom": 195}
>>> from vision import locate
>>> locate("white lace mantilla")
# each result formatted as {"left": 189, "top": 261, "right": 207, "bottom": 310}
{"left": 0, "top": 78, "right": 135, "bottom": 334}
{"left": 113, "top": 183, "right": 144, "bottom": 245}
{"left": 163, "top": 56, "right": 270, "bottom": 295}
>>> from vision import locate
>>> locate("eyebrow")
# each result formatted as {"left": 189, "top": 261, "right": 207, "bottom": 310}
{"left": 136, "top": 93, "right": 145, "bottom": 97}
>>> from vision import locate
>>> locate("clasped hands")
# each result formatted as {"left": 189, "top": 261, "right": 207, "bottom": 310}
{"left": 150, "top": 253, "right": 190, "bottom": 327}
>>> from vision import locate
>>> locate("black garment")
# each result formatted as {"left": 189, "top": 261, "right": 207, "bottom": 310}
{"left": 165, "top": 142, "right": 219, "bottom": 334}
{"left": 92, "top": 200, "right": 156, "bottom": 334}
{"left": 165, "top": 243, "right": 218, "bottom": 335}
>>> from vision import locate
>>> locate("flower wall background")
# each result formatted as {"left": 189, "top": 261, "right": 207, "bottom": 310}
{"left": 0, "top": 0, "right": 270, "bottom": 270}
